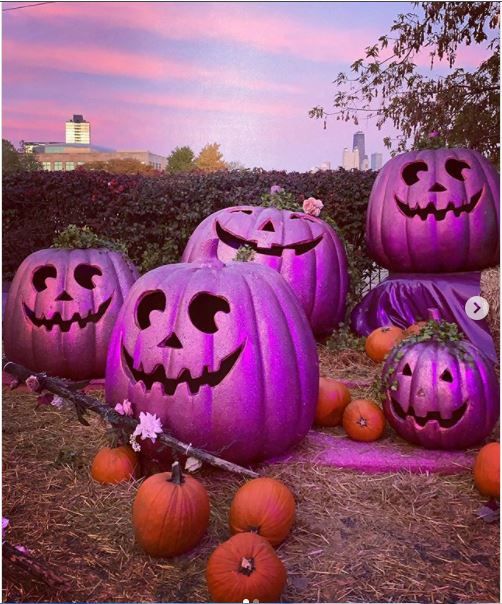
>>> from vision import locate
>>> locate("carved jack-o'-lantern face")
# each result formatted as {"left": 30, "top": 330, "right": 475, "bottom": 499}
{"left": 382, "top": 339, "right": 499, "bottom": 450}
{"left": 366, "top": 148, "right": 500, "bottom": 272}
{"left": 4, "top": 248, "right": 138, "bottom": 379}
{"left": 182, "top": 206, "right": 349, "bottom": 339}
{"left": 105, "top": 258, "right": 319, "bottom": 465}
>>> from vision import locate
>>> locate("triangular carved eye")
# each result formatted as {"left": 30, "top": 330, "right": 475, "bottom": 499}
{"left": 402, "top": 363, "right": 412, "bottom": 376}
{"left": 440, "top": 369, "right": 453, "bottom": 382}
{"left": 260, "top": 220, "right": 275, "bottom": 232}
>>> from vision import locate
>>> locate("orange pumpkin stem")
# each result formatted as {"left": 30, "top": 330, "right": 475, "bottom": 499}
{"left": 169, "top": 461, "right": 185, "bottom": 486}
{"left": 238, "top": 556, "right": 255, "bottom": 576}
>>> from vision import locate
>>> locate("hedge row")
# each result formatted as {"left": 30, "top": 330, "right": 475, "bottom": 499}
{"left": 3, "top": 168, "right": 377, "bottom": 284}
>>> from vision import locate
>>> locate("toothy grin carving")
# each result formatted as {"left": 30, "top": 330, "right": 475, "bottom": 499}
{"left": 391, "top": 397, "right": 468, "bottom": 428}
{"left": 23, "top": 297, "right": 112, "bottom": 332}
{"left": 122, "top": 343, "right": 244, "bottom": 395}
{"left": 215, "top": 222, "right": 323, "bottom": 256}
{"left": 395, "top": 189, "right": 483, "bottom": 221}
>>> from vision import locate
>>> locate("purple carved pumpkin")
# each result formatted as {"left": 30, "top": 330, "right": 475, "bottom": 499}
{"left": 4, "top": 248, "right": 138, "bottom": 379}
{"left": 366, "top": 148, "right": 500, "bottom": 272}
{"left": 382, "top": 336, "right": 499, "bottom": 450}
{"left": 105, "top": 257, "right": 319, "bottom": 465}
{"left": 181, "top": 206, "right": 349, "bottom": 339}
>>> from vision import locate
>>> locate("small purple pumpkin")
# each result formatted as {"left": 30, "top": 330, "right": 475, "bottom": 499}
{"left": 105, "top": 257, "right": 319, "bottom": 465}
{"left": 182, "top": 206, "right": 349, "bottom": 339}
{"left": 4, "top": 248, "right": 138, "bottom": 379}
{"left": 382, "top": 335, "right": 499, "bottom": 450}
{"left": 366, "top": 148, "right": 499, "bottom": 272}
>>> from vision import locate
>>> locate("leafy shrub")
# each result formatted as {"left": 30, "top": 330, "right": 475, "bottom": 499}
{"left": 52, "top": 224, "right": 128, "bottom": 253}
{"left": 3, "top": 169, "right": 377, "bottom": 314}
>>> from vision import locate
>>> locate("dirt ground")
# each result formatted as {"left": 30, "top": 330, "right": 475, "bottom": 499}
{"left": 2, "top": 348, "right": 499, "bottom": 603}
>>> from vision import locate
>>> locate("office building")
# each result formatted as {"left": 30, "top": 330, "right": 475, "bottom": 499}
{"left": 371, "top": 152, "right": 383, "bottom": 170}
{"left": 342, "top": 147, "right": 360, "bottom": 170}
{"left": 353, "top": 131, "right": 365, "bottom": 170}
{"left": 65, "top": 114, "right": 91, "bottom": 144}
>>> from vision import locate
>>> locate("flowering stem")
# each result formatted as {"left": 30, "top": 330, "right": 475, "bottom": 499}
{"left": 2, "top": 356, "right": 259, "bottom": 479}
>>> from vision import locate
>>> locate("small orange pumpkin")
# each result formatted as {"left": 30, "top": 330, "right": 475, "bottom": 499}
{"left": 365, "top": 326, "right": 404, "bottom": 362}
{"left": 206, "top": 532, "right": 287, "bottom": 603}
{"left": 315, "top": 377, "right": 351, "bottom": 427}
{"left": 229, "top": 477, "right": 295, "bottom": 547}
{"left": 90, "top": 445, "right": 139, "bottom": 484}
{"left": 473, "top": 442, "right": 500, "bottom": 498}
{"left": 342, "top": 399, "right": 386, "bottom": 442}
{"left": 403, "top": 321, "right": 428, "bottom": 337}
{"left": 132, "top": 461, "right": 210, "bottom": 557}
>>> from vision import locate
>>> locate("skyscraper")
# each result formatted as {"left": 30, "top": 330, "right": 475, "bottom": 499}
{"left": 342, "top": 147, "right": 360, "bottom": 170}
{"left": 371, "top": 153, "right": 383, "bottom": 170}
{"left": 65, "top": 114, "right": 90, "bottom": 144}
{"left": 352, "top": 131, "right": 365, "bottom": 170}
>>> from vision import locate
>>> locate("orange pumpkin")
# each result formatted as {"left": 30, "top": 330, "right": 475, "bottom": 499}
{"left": 90, "top": 445, "right": 139, "bottom": 484}
{"left": 206, "top": 532, "right": 287, "bottom": 603}
{"left": 365, "top": 326, "right": 404, "bottom": 362}
{"left": 132, "top": 461, "right": 210, "bottom": 557}
{"left": 315, "top": 377, "right": 351, "bottom": 427}
{"left": 403, "top": 321, "right": 427, "bottom": 337}
{"left": 229, "top": 477, "right": 295, "bottom": 547}
{"left": 342, "top": 399, "right": 386, "bottom": 442}
{"left": 473, "top": 442, "right": 500, "bottom": 498}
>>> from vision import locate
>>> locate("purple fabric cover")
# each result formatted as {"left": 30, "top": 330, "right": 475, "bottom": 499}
{"left": 351, "top": 272, "right": 497, "bottom": 363}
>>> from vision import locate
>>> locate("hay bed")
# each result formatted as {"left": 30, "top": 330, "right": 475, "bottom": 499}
{"left": 2, "top": 348, "right": 499, "bottom": 603}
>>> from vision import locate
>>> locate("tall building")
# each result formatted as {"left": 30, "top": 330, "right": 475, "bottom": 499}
{"left": 371, "top": 152, "right": 383, "bottom": 170}
{"left": 352, "top": 131, "right": 365, "bottom": 170}
{"left": 342, "top": 147, "right": 360, "bottom": 170}
{"left": 65, "top": 114, "right": 90, "bottom": 144}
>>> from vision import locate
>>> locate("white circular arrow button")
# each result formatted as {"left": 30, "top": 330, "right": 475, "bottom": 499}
{"left": 465, "top": 296, "right": 489, "bottom": 320}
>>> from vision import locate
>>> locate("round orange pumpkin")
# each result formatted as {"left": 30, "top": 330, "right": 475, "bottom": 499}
{"left": 314, "top": 377, "right": 351, "bottom": 427}
{"left": 90, "top": 445, "right": 139, "bottom": 484}
{"left": 403, "top": 321, "right": 428, "bottom": 337}
{"left": 132, "top": 461, "right": 210, "bottom": 557}
{"left": 206, "top": 532, "right": 287, "bottom": 603}
{"left": 473, "top": 442, "right": 500, "bottom": 498}
{"left": 342, "top": 399, "right": 386, "bottom": 442}
{"left": 229, "top": 477, "right": 295, "bottom": 547}
{"left": 365, "top": 326, "right": 404, "bottom": 362}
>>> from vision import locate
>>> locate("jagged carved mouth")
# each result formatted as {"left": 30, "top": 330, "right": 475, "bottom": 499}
{"left": 215, "top": 222, "right": 323, "bottom": 256}
{"left": 23, "top": 296, "right": 112, "bottom": 332}
{"left": 121, "top": 342, "right": 244, "bottom": 395}
{"left": 394, "top": 188, "right": 483, "bottom": 221}
{"left": 391, "top": 397, "right": 468, "bottom": 428}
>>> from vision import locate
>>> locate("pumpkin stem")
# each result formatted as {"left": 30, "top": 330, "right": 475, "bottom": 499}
{"left": 248, "top": 527, "right": 260, "bottom": 535}
{"left": 169, "top": 461, "right": 185, "bottom": 485}
{"left": 238, "top": 556, "right": 255, "bottom": 576}
{"left": 427, "top": 308, "right": 442, "bottom": 322}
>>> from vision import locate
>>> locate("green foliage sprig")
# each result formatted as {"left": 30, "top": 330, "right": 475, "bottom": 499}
{"left": 234, "top": 245, "right": 256, "bottom": 262}
{"left": 52, "top": 224, "right": 128, "bottom": 254}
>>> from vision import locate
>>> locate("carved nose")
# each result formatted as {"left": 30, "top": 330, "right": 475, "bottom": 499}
{"left": 55, "top": 290, "right": 73, "bottom": 301}
{"left": 429, "top": 182, "right": 447, "bottom": 193}
{"left": 159, "top": 333, "right": 183, "bottom": 349}
{"left": 260, "top": 220, "right": 275, "bottom": 232}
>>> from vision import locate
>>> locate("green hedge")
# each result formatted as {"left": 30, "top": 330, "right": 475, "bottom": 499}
{"left": 3, "top": 169, "right": 377, "bottom": 291}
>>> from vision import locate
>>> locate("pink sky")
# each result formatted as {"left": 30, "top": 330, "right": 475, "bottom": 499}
{"left": 2, "top": 2, "right": 494, "bottom": 171}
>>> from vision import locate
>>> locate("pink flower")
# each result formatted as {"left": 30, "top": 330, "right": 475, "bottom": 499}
{"left": 270, "top": 185, "right": 284, "bottom": 195}
{"left": 15, "top": 545, "right": 30, "bottom": 555}
{"left": 36, "top": 393, "right": 54, "bottom": 408}
{"left": 302, "top": 197, "right": 324, "bottom": 216}
{"left": 429, "top": 131, "right": 440, "bottom": 138}
{"left": 114, "top": 399, "right": 133, "bottom": 416}
{"left": 133, "top": 411, "right": 163, "bottom": 443}
{"left": 25, "top": 375, "right": 42, "bottom": 392}
{"left": 51, "top": 395, "right": 65, "bottom": 409}
{"left": 2, "top": 517, "right": 9, "bottom": 542}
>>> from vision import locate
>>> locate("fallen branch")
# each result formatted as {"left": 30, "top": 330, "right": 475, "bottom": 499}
{"left": 3, "top": 541, "right": 71, "bottom": 590}
{"left": 3, "top": 357, "right": 259, "bottom": 479}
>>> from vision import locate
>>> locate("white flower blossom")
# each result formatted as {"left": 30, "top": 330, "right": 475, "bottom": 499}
{"left": 133, "top": 412, "right": 163, "bottom": 443}
{"left": 51, "top": 395, "right": 65, "bottom": 409}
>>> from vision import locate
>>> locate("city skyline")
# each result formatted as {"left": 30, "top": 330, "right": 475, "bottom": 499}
{"left": 3, "top": 2, "right": 491, "bottom": 171}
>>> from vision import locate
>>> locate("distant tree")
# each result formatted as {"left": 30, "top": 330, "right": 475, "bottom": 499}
{"left": 3, "top": 139, "right": 41, "bottom": 174}
{"left": 226, "top": 160, "right": 247, "bottom": 171}
{"left": 82, "top": 158, "right": 157, "bottom": 174}
{"left": 310, "top": 2, "right": 500, "bottom": 163}
{"left": 195, "top": 143, "right": 227, "bottom": 172}
{"left": 166, "top": 146, "right": 195, "bottom": 172}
